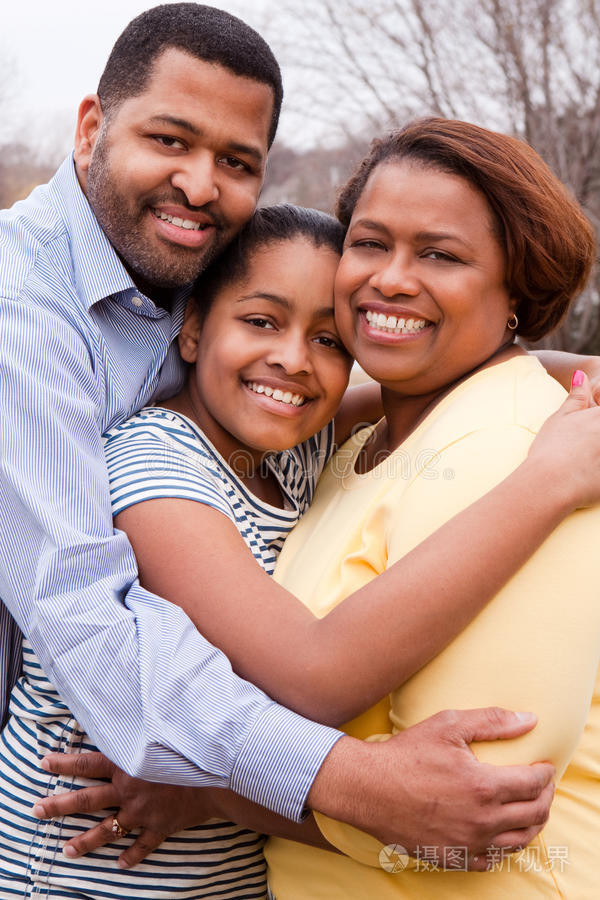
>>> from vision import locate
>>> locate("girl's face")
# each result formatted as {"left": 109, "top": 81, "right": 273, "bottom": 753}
{"left": 179, "top": 237, "right": 351, "bottom": 465}
{"left": 335, "top": 161, "right": 516, "bottom": 399}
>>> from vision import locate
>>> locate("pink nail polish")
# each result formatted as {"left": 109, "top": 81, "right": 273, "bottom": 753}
{"left": 572, "top": 370, "right": 585, "bottom": 387}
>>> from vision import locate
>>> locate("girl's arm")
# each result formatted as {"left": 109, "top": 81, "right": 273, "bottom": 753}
{"left": 533, "top": 349, "right": 600, "bottom": 396}
{"left": 114, "top": 376, "right": 600, "bottom": 727}
{"left": 333, "top": 378, "right": 382, "bottom": 444}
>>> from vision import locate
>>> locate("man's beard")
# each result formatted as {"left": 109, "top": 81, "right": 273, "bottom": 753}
{"left": 86, "top": 129, "right": 228, "bottom": 293}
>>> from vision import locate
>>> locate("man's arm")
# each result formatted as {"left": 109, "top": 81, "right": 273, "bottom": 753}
{"left": 0, "top": 298, "right": 339, "bottom": 819}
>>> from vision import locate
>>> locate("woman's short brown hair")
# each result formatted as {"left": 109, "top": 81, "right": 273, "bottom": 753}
{"left": 336, "top": 118, "right": 597, "bottom": 342}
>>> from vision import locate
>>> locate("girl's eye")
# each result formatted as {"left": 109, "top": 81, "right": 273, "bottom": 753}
{"left": 314, "top": 335, "right": 341, "bottom": 349}
{"left": 246, "top": 317, "right": 275, "bottom": 329}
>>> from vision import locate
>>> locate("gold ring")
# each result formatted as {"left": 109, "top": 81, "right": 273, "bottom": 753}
{"left": 111, "top": 815, "right": 130, "bottom": 839}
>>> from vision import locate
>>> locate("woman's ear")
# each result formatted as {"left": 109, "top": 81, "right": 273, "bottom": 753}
{"left": 178, "top": 302, "right": 203, "bottom": 363}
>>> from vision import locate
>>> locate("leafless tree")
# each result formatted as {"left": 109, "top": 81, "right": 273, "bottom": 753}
{"left": 267, "top": 0, "right": 600, "bottom": 351}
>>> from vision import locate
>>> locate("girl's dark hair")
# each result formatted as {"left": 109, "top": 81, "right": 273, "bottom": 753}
{"left": 192, "top": 204, "right": 344, "bottom": 319}
{"left": 336, "top": 117, "right": 597, "bottom": 342}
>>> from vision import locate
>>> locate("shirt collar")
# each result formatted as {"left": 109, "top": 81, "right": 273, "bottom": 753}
{"left": 49, "top": 154, "right": 139, "bottom": 311}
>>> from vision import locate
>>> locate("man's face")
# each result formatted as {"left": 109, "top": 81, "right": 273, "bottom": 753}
{"left": 75, "top": 49, "right": 273, "bottom": 298}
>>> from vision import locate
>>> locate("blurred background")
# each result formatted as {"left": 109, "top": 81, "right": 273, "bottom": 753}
{"left": 2, "top": 0, "right": 599, "bottom": 352}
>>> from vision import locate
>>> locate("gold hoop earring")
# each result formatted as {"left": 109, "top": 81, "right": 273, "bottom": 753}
{"left": 507, "top": 313, "right": 519, "bottom": 331}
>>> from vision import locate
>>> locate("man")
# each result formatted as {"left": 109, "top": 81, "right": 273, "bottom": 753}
{"left": 0, "top": 2, "right": 554, "bottom": 870}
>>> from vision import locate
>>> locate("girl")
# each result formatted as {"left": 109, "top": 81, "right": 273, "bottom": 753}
{"left": 22, "top": 198, "right": 600, "bottom": 899}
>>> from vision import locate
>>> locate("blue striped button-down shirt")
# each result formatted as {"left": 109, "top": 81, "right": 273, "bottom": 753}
{"left": 0, "top": 156, "right": 340, "bottom": 819}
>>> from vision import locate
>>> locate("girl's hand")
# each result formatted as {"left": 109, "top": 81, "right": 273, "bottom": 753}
{"left": 526, "top": 370, "right": 600, "bottom": 509}
{"left": 33, "top": 752, "right": 222, "bottom": 868}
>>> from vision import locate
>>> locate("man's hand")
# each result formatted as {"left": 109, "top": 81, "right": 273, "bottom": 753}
{"left": 34, "top": 753, "right": 223, "bottom": 869}
{"left": 307, "top": 708, "right": 555, "bottom": 870}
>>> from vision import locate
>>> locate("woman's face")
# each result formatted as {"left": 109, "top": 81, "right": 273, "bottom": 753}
{"left": 335, "top": 161, "right": 516, "bottom": 397}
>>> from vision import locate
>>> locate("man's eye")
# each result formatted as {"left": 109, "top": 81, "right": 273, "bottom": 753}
{"left": 154, "top": 135, "right": 186, "bottom": 150}
{"left": 219, "top": 156, "right": 251, "bottom": 172}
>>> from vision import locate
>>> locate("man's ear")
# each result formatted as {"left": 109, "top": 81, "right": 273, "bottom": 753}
{"left": 178, "top": 302, "right": 203, "bottom": 363}
{"left": 74, "top": 95, "right": 104, "bottom": 184}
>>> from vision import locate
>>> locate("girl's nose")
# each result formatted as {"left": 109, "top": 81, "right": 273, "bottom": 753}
{"left": 267, "top": 334, "right": 312, "bottom": 375}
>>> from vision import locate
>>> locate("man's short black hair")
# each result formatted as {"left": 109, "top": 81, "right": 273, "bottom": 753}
{"left": 97, "top": 3, "right": 283, "bottom": 146}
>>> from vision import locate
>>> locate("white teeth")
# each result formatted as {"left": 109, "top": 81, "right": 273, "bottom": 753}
{"left": 365, "top": 310, "right": 427, "bottom": 334}
{"left": 247, "top": 383, "right": 306, "bottom": 406}
{"left": 154, "top": 210, "right": 205, "bottom": 231}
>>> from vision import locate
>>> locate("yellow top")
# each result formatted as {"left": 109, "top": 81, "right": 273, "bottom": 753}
{"left": 266, "top": 355, "right": 600, "bottom": 898}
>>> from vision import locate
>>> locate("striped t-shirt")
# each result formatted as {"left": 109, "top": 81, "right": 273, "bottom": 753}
{"left": 0, "top": 408, "right": 334, "bottom": 900}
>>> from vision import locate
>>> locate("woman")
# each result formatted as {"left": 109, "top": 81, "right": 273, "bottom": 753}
{"left": 264, "top": 118, "right": 600, "bottom": 897}
{"left": 33, "top": 123, "right": 600, "bottom": 898}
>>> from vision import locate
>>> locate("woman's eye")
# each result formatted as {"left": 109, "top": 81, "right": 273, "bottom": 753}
{"left": 349, "top": 240, "right": 386, "bottom": 251}
{"left": 422, "top": 249, "right": 458, "bottom": 262}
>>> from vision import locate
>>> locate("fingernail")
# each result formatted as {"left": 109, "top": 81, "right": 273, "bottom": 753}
{"left": 63, "top": 846, "right": 78, "bottom": 858}
{"left": 572, "top": 369, "right": 585, "bottom": 387}
{"left": 40, "top": 757, "right": 50, "bottom": 770}
{"left": 32, "top": 804, "right": 46, "bottom": 818}
{"left": 118, "top": 858, "right": 130, "bottom": 869}
{"left": 514, "top": 711, "right": 536, "bottom": 723}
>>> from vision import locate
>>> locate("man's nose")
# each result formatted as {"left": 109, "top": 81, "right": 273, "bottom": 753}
{"left": 170, "top": 154, "right": 219, "bottom": 208}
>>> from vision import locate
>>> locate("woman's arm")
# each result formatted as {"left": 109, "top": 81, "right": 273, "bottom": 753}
{"left": 115, "top": 376, "right": 600, "bottom": 727}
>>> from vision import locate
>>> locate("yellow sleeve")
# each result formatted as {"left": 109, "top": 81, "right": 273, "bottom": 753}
{"left": 315, "top": 423, "right": 600, "bottom": 866}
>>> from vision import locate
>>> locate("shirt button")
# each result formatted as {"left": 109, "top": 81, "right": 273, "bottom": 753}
{"left": 132, "top": 296, "right": 143, "bottom": 308}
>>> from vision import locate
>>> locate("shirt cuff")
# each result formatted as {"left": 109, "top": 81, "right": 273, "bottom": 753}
{"left": 229, "top": 701, "right": 342, "bottom": 821}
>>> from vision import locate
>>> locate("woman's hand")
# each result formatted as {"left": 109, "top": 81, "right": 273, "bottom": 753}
{"left": 33, "top": 752, "right": 223, "bottom": 868}
{"left": 526, "top": 370, "right": 600, "bottom": 509}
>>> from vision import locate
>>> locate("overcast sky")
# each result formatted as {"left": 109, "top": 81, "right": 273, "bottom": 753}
{"left": 2, "top": 0, "right": 293, "bottom": 156}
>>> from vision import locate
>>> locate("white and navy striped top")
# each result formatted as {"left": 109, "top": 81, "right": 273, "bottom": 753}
{"left": 0, "top": 411, "right": 334, "bottom": 899}
{"left": 0, "top": 154, "right": 341, "bottom": 821}
{"left": 105, "top": 407, "right": 335, "bottom": 573}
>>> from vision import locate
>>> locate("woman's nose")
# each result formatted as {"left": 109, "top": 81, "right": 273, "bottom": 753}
{"left": 369, "top": 255, "right": 420, "bottom": 297}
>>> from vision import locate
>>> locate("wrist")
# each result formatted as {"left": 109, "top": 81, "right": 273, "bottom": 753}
{"left": 514, "top": 455, "right": 576, "bottom": 519}
{"left": 306, "top": 736, "right": 384, "bottom": 827}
